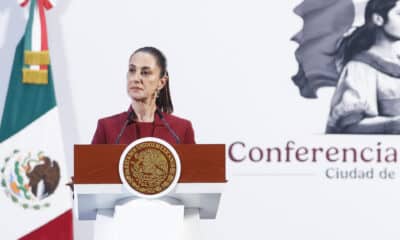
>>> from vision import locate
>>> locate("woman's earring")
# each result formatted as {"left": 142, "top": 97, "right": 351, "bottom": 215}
{"left": 372, "top": 13, "right": 384, "bottom": 27}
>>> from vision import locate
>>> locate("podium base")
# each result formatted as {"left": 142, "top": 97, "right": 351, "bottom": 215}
{"left": 93, "top": 198, "right": 200, "bottom": 240}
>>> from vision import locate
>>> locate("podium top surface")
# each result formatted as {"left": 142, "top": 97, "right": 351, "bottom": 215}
{"left": 74, "top": 144, "right": 226, "bottom": 184}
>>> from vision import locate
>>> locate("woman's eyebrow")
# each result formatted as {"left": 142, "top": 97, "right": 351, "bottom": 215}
{"left": 129, "top": 64, "right": 151, "bottom": 70}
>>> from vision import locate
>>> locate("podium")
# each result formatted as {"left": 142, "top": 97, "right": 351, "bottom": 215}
{"left": 74, "top": 144, "right": 226, "bottom": 239}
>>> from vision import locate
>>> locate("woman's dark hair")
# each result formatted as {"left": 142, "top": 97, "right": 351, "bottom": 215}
{"left": 133, "top": 46, "right": 174, "bottom": 114}
{"left": 336, "top": 0, "right": 398, "bottom": 66}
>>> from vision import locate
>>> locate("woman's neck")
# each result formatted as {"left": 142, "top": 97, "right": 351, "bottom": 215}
{"left": 131, "top": 100, "right": 156, "bottom": 122}
{"left": 370, "top": 33, "right": 400, "bottom": 63}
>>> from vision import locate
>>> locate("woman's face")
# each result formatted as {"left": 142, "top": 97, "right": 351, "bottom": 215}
{"left": 383, "top": 2, "right": 400, "bottom": 40}
{"left": 127, "top": 52, "right": 166, "bottom": 103}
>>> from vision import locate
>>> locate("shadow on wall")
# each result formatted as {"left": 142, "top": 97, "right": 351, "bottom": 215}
{"left": 0, "top": 1, "right": 25, "bottom": 119}
{"left": 46, "top": 0, "right": 79, "bottom": 177}
{"left": 46, "top": 1, "right": 95, "bottom": 240}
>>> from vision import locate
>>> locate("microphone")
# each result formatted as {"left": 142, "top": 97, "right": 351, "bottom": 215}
{"left": 156, "top": 108, "right": 180, "bottom": 144}
{"left": 115, "top": 110, "right": 135, "bottom": 144}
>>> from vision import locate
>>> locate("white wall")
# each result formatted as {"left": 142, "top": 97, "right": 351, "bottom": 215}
{"left": 2, "top": 0, "right": 400, "bottom": 239}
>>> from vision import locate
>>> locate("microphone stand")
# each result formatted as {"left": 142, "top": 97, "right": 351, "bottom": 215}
{"left": 156, "top": 109, "right": 181, "bottom": 144}
{"left": 115, "top": 110, "right": 135, "bottom": 144}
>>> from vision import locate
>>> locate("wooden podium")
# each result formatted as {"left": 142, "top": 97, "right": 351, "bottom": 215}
{"left": 74, "top": 144, "right": 226, "bottom": 238}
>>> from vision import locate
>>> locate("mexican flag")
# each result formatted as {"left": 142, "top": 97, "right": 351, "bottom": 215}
{"left": 0, "top": 0, "right": 73, "bottom": 239}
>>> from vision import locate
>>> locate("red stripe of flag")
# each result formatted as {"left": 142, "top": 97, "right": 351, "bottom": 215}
{"left": 19, "top": 209, "right": 73, "bottom": 240}
{"left": 20, "top": 0, "right": 29, "bottom": 7}
{"left": 38, "top": 0, "right": 49, "bottom": 70}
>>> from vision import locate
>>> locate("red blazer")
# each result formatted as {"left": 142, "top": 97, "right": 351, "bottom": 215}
{"left": 91, "top": 110, "right": 195, "bottom": 145}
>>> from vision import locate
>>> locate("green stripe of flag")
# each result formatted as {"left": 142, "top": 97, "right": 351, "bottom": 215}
{"left": 23, "top": 0, "right": 36, "bottom": 62}
{"left": 0, "top": 35, "right": 56, "bottom": 142}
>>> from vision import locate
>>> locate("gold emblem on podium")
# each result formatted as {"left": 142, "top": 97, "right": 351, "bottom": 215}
{"left": 119, "top": 138, "right": 181, "bottom": 197}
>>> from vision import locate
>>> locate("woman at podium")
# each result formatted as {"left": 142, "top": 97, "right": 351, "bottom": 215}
{"left": 91, "top": 47, "right": 195, "bottom": 144}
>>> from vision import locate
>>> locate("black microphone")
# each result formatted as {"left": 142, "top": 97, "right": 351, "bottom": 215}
{"left": 156, "top": 108, "right": 180, "bottom": 144}
{"left": 115, "top": 110, "right": 135, "bottom": 144}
